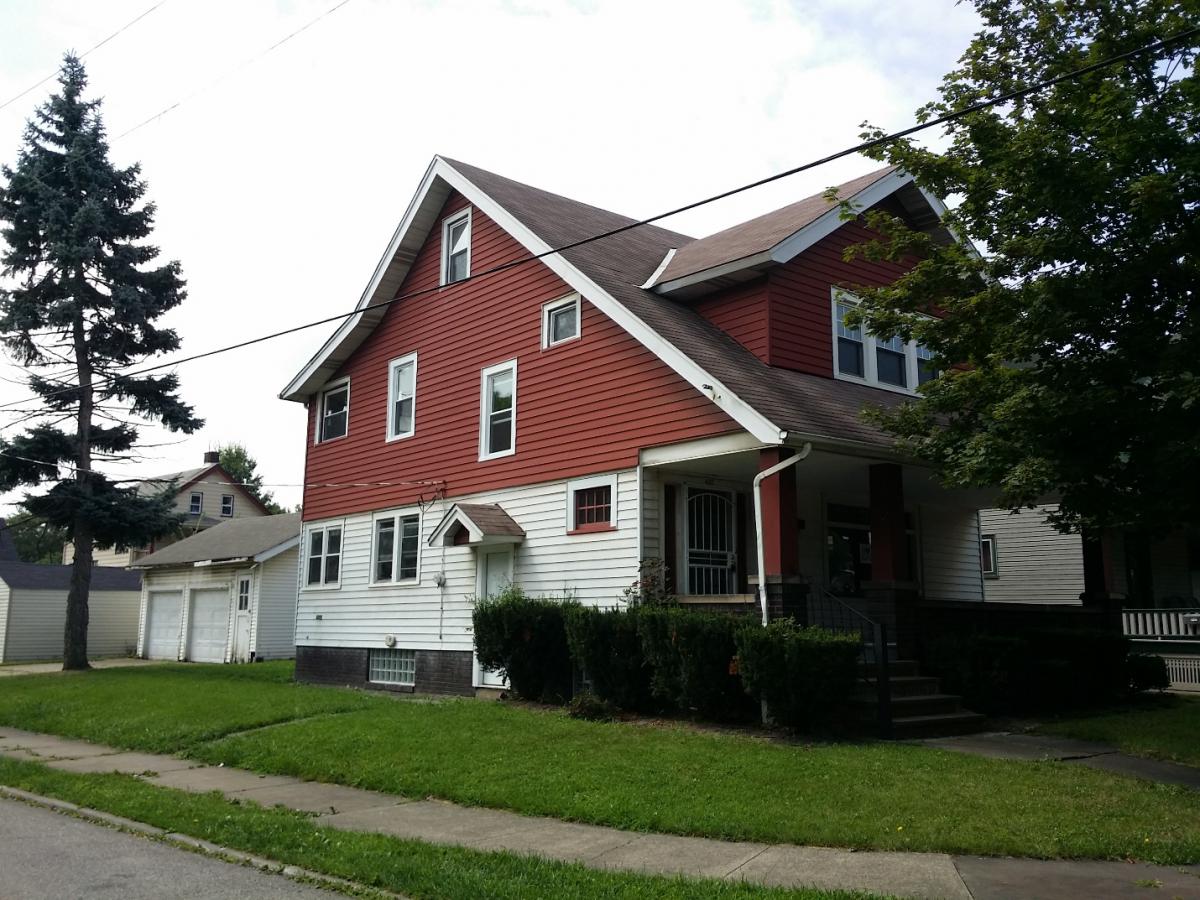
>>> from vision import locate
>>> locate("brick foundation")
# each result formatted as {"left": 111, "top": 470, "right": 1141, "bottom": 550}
{"left": 295, "top": 645, "right": 474, "bottom": 696}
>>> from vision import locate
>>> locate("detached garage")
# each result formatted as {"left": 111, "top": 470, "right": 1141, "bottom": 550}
{"left": 135, "top": 513, "right": 301, "bottom": 663}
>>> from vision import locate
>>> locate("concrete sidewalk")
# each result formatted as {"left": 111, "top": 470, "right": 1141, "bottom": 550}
{"left": 0, "top": 658, "right": 161, "bottom": 678}
{"left": 2, "top": 726, "right": 1198, "bottom": 900}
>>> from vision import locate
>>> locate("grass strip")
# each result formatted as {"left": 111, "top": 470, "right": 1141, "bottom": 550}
{"left": 1037, "top": 695, "right": 1200, "bottom": 768}
{"left": 0, "top": 757, "right": 878, "bottom": 900}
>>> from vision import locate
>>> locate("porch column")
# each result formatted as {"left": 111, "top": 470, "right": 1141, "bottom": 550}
{"left": 759, "top": 448, "right": 804, "bottom": 622}
{"left": 865, "top": 463, "right": 918, "bottom": 656}
{"left": 1081, "top": 527, "right": 1123, "bottom": 631}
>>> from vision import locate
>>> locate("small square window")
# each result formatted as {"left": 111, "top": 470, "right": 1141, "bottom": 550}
{"left": 369, "top": 648, "right": 416, "bottom": 686}
{"left": 188, "top": 492, "right": 203, "bottom": 516}
{"left": 441, "top": 210, "right": 471, "bottom": 285}
{"left": 567, "top": 476, "right": 617, "bottom": 533}
{"left": 319, "top": 381, "right": 349, "bottom": 442}
{"left": 220, "top": 494, "right": 234, "bottom": 517}
{"left": 542, "top": 295, "right": 581, "bottom": 348}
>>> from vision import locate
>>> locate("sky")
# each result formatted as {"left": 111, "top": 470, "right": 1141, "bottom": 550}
{"left": 0, "top": 0, "right": 981, "bottom": 512}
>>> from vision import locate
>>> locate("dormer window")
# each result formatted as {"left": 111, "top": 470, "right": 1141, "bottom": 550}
{"left": 831, "top": 291, "right": 938, "bottom": 395}
{"left": 318, "top": 379, "right": 349, "bottom": 442}
{"left": 441, "top": 210, "right": 471, "bottom": 285}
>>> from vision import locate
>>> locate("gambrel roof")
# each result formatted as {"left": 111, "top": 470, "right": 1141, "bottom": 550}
{"left": 282, "top": 157, "right": 948, "bottom": 451}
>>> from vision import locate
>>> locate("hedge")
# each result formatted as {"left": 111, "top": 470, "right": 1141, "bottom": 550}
{"left": 472, "top": 587, "right": 576, "bottom": 702}
{"left": 735, "top": 621, "right": 862, "bottom": 729}
{"left": 563, "top": 605, "right": 654, "bottom": 712}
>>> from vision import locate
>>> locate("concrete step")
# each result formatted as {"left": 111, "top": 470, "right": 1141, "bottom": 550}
{"left": 890, "top": 710, "right": 988, "bottom": 739}
{"left": 885, "top": 659, "right": 919, "bottom": 678}
{"left": 855, "top": 675, "right": 941, "bottom": 699}
{"left": 887, "top": 693, "right": 965, "bottom": 717}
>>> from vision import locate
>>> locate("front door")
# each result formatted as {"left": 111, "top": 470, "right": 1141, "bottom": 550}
{"left": 232, "top": 576, "right": 252, "bottom": 662}
{"left": 685, "top": 488, "right": 737, "bottom": 594}
{"left": 476, "top": 548, "right": 512, "bottom": 688}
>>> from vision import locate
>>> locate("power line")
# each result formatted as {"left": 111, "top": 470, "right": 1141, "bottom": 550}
{"left": 0, "top": 23, "right": 1196, "bottom": 423}
{"left": 0, "top": 1, "right": 171, "bottom": 113}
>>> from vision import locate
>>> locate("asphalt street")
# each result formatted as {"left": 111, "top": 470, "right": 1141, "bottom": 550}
{"left": 0, "top": 798, "right": 338, "bottom": 899}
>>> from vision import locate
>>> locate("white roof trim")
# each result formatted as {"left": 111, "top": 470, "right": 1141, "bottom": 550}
{"left": 282, "top": 156, "right": 785, "bottom": 444}
{"left": 254, "top": 535, "right": 301, "bottom": 563}
{"left": 639, "top": 247, "right": 677, "bottom": 289}
{"left": 651, "top": 169, "right": 922, "bottom": 295}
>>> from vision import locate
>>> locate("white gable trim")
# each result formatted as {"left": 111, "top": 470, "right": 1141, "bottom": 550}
{"left": 254, "top": 535, "right": 301, "bottom": 564}
{"left": 281, "top": 156, "right": 785, "bottom": 444}
{"left": 427, "top": 504, "right": 524, "bottom": 548}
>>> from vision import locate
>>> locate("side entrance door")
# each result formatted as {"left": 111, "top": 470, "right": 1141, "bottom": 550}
{"left": 475, "top": 547, "right": 512, "bottom": 688}
{"left": 232, "top": 576, "right": 252, "bottom": 663}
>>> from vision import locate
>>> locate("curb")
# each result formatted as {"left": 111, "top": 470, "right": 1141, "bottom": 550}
{"left": 0, "top": 784, "right": 406, "bottom": 899}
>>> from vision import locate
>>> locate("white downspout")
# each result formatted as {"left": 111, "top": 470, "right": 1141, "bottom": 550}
{"left": 753, "top": 442, "right": 813, "bottom": 626}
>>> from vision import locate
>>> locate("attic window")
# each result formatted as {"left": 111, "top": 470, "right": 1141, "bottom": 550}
{"left": 220, "top": 494, "right": 234, "bottom": 517}
{"left": 441, "top": 209, "right": 471, "bottom": 285}
{"left": 542, "top": 294, "right": 581, "bottom": 348}
{"left": 318, "top": 380, "right": 349, "bottom": 442}
{"left": 188, "top": 492, "right": 203, "bottom": 515}
{"left": 831, "top": 291, "right": 937, "bottom": 395}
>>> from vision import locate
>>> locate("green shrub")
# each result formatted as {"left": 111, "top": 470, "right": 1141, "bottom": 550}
{"left": 637, "top": 607, "right": 756, "bottom": 722}
{"left": 735, "top": 621, "right": 862, "bottom": 730}
{"left": 564, "top": 605, "right": 654, "bottom": 712}
{"left": 472, "top": 586, "right": 576, "bottom": 703}
{"left": 565, "top": 690, "right": 619, "bottom": 722}
{"left": 1126, "top": 653, "right": 1170, "bottom": 693}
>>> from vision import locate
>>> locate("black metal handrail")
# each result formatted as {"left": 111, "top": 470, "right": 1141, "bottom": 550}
{"left": 808, "top": 586, "right": 893, "bottom": 738}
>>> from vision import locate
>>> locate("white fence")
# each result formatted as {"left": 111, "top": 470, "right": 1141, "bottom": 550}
{"left": 1161, "top": 655, "right": 1200, "bottom": 692}
{"left": 1122, "top": 608, "right": 1200, "bottom": 640}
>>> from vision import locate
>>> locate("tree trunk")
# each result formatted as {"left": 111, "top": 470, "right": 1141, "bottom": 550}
{"left": 63, "top": 308, "right": 93, "bottom": 671}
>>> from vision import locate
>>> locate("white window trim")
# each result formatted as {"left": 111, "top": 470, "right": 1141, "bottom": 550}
{"left": 188, "top": 492, "right": 203, "bottom": 515}
{"left": 220, "top": 494, "right": 235, "bottom": 517}
{"left": 369, "top": 507, "right": 423, "bottom": 586}
{"left": 440, "top": 208, "right": 472, "bottom": 286}
{"left": 565, "top": 473, "right": 618, "bottom": 532}
{"left": 236, "top": 576, "right": 251, "bottom": 611}
{"left": 981, "top": 534, "right": 998, "bottom": 578}
{"left": 479, "top": 358, "right": 517, "bottom": 461}
{"left": 302, "top": 521, "right": 345, "bottom": 591}
{"left": 830, "top": 290, "right": 931, "bottom": 396}
{"left": 316, "top": 377, "right": 351, "bottom": 444}
{"left": 386, "top": 353, "right": 418, "bottom": 441}
{"left": 541, "top": 292, "right": 582, "bottom": 349}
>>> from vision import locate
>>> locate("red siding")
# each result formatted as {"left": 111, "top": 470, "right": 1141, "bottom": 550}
{"left": 693, "top": 279, "right": 770, "bottom": 364}
{"left": 766, "top": 221, "right": 911, "bottom": 375}
{"left": 302, "top": 192, "right": 737, "bottom": 520}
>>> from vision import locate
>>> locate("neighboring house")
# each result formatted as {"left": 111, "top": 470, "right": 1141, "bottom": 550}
{"left": 62, "top": 451, "right": 271, "bottom": 567}
{"left": 279, "top": 155, "right": 1002, "bottom": 705}
{"left": 0, "top": 519, "right": 142, "bottom": 664}
{"left": 980, "top": 507, "right": 1200, "bottom": 607}
{"left": 133, "top": 513, "right": 300, "bottom": 664}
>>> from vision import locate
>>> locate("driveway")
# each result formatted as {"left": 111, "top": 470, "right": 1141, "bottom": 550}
{"left": 0, "top": 658, "right": 161, "bottom": 678}
{"left": 0, "top": 798, "right": 340, "bottom": 899}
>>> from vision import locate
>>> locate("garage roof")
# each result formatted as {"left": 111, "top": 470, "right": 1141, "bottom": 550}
{"left": 134, "top": 513, "right": 301, "bottom": 568}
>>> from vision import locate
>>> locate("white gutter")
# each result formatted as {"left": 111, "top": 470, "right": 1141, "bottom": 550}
{"left": 752, "top": 442, "right": 813, "bottom": 626}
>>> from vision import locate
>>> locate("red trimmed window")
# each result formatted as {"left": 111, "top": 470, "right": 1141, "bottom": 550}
{"left": 573, "top": 485, "right": 611, "bottom": 531}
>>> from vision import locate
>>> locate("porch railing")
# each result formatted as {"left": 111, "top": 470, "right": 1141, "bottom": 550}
{"left": 808, "top": 586, "right": 892, "bottom": 737}
{"left": 1122, "top": 608, "right": 1200, "bottom": 640}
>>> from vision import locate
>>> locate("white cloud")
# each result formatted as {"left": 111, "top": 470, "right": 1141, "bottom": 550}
{"left": 0, "top": 0, "right": 979, "bottom": 511}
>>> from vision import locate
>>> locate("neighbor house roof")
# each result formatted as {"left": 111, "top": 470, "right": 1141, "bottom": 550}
{"left": 131, "top": 463, "right": 272, "bottom": 515}
{"left": 282, "top": 156, "right": 953, "bottom": 453}
{"left": 0, "top": 519, "right": 141, "bottom": 590}
{"left": 134, "top": 513, "right": 301, "bottom": 568}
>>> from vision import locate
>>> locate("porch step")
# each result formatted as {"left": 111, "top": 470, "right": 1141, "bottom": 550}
{"left": 890, "top": 710, "right": 988, "bottom": 739}
{"left": 886, "top": 693, "right": 965, "bottom": 717}
{"left": 857, "top": 675, "right": 941, "bottom": 699}
{"left": 886, "top": 659, "right": 919, "bottom": 678}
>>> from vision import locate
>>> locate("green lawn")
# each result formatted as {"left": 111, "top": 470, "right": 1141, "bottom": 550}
{"left": 0, "top": 758, "right": 870, "bottom": 900}
{"left": 1, "top": 663, "right": 1199, "bottom": 864}
{"left": 1036, "top": 694, "right": 1200, "bottom": 767}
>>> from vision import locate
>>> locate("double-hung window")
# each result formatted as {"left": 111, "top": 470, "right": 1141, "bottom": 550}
{"left": 305, "top": 524, "right": 342, "bottom": 587}
{"left": 542, "top": 294, "right": 581, "bottom": 348}
{"left": 387, "top": 354, "right": 417, "bottom": 440}
{"left": 188, "top": 492, "right": 203, "bottom": 516}
{"left": 480, "top": 360, "right": 517, "bottom": 460}
{"left": 220, "top": 494, "right": 235, "bottom": 517}
{"left": 831, "top": 291, "right": 939, "bottom": 394}
{"left": 566, "top": 475, "right": 617, "bottom": 533}
{"left": 318, "top": 380, "right": 349, "bottom": 442}
{"left": 373, "top": 511, "right": 420, "bottom": 583}
{"left": 441, "top": 210, "right": 471, "bottom": 285}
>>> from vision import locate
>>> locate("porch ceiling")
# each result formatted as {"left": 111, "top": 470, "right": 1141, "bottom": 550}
{"left": 648, "top": 447, "right": 1000, "bottom": 509}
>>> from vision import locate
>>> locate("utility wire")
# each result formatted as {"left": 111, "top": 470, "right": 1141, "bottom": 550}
{"left": 0, "top": 1, "right": 171, "bottom": 113}
{"left": 1, "top": 23, "right": 1196, "bottom": 424}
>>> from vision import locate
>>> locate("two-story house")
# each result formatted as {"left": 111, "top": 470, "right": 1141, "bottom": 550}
{"left": 63, "top": 451, "right": 271, "bottom": 567}
{"left": 281, "top": 156, "right": 1008, "bottom": 699}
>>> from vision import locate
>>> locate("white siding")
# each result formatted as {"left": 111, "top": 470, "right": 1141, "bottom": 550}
{"left": 0, "top": 583, "right": 10, "bottom": 663}
{"left": 296, "top": 470, "right": 641, "bottom": 653}
{"left": 251, "top": 548, "right": 299, "bottom": 659}
{"left": 978, "top": 506, "right": 1085, "bottom": 604}
{"left": 641, "top": 467, "right": 660, "bottom": 561}
{"left": 0, "top": 588, "right": 141, "bottom": 662}
{"left": 920, "top": 505, "right": 985, "bottom": 602}
{"left": 137, "top": 566, "right": 244, "bottom": 662}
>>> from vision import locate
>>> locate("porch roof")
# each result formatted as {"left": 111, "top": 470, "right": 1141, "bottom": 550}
{"left": 428, "top": 503, "right": 525, "bottom": 547}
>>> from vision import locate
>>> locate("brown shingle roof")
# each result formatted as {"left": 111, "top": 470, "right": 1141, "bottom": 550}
{"left": 135, "top": 513, "right": 301, "bottom": 568}
{"left": 455, "top": 503, "right": 525, "bottom": 539}
{"left": 442, "top": 159, "right": 906, "bottom": 451}
{"left": 654, "top": 166, "right": 898, "bottom": 285}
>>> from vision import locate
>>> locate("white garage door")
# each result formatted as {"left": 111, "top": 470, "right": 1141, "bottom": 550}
{"left": 187, "top": 589, "right": 230, "bottom": 664}
{"left": 145, "top": 591, "right": 183, "bottom": 660}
